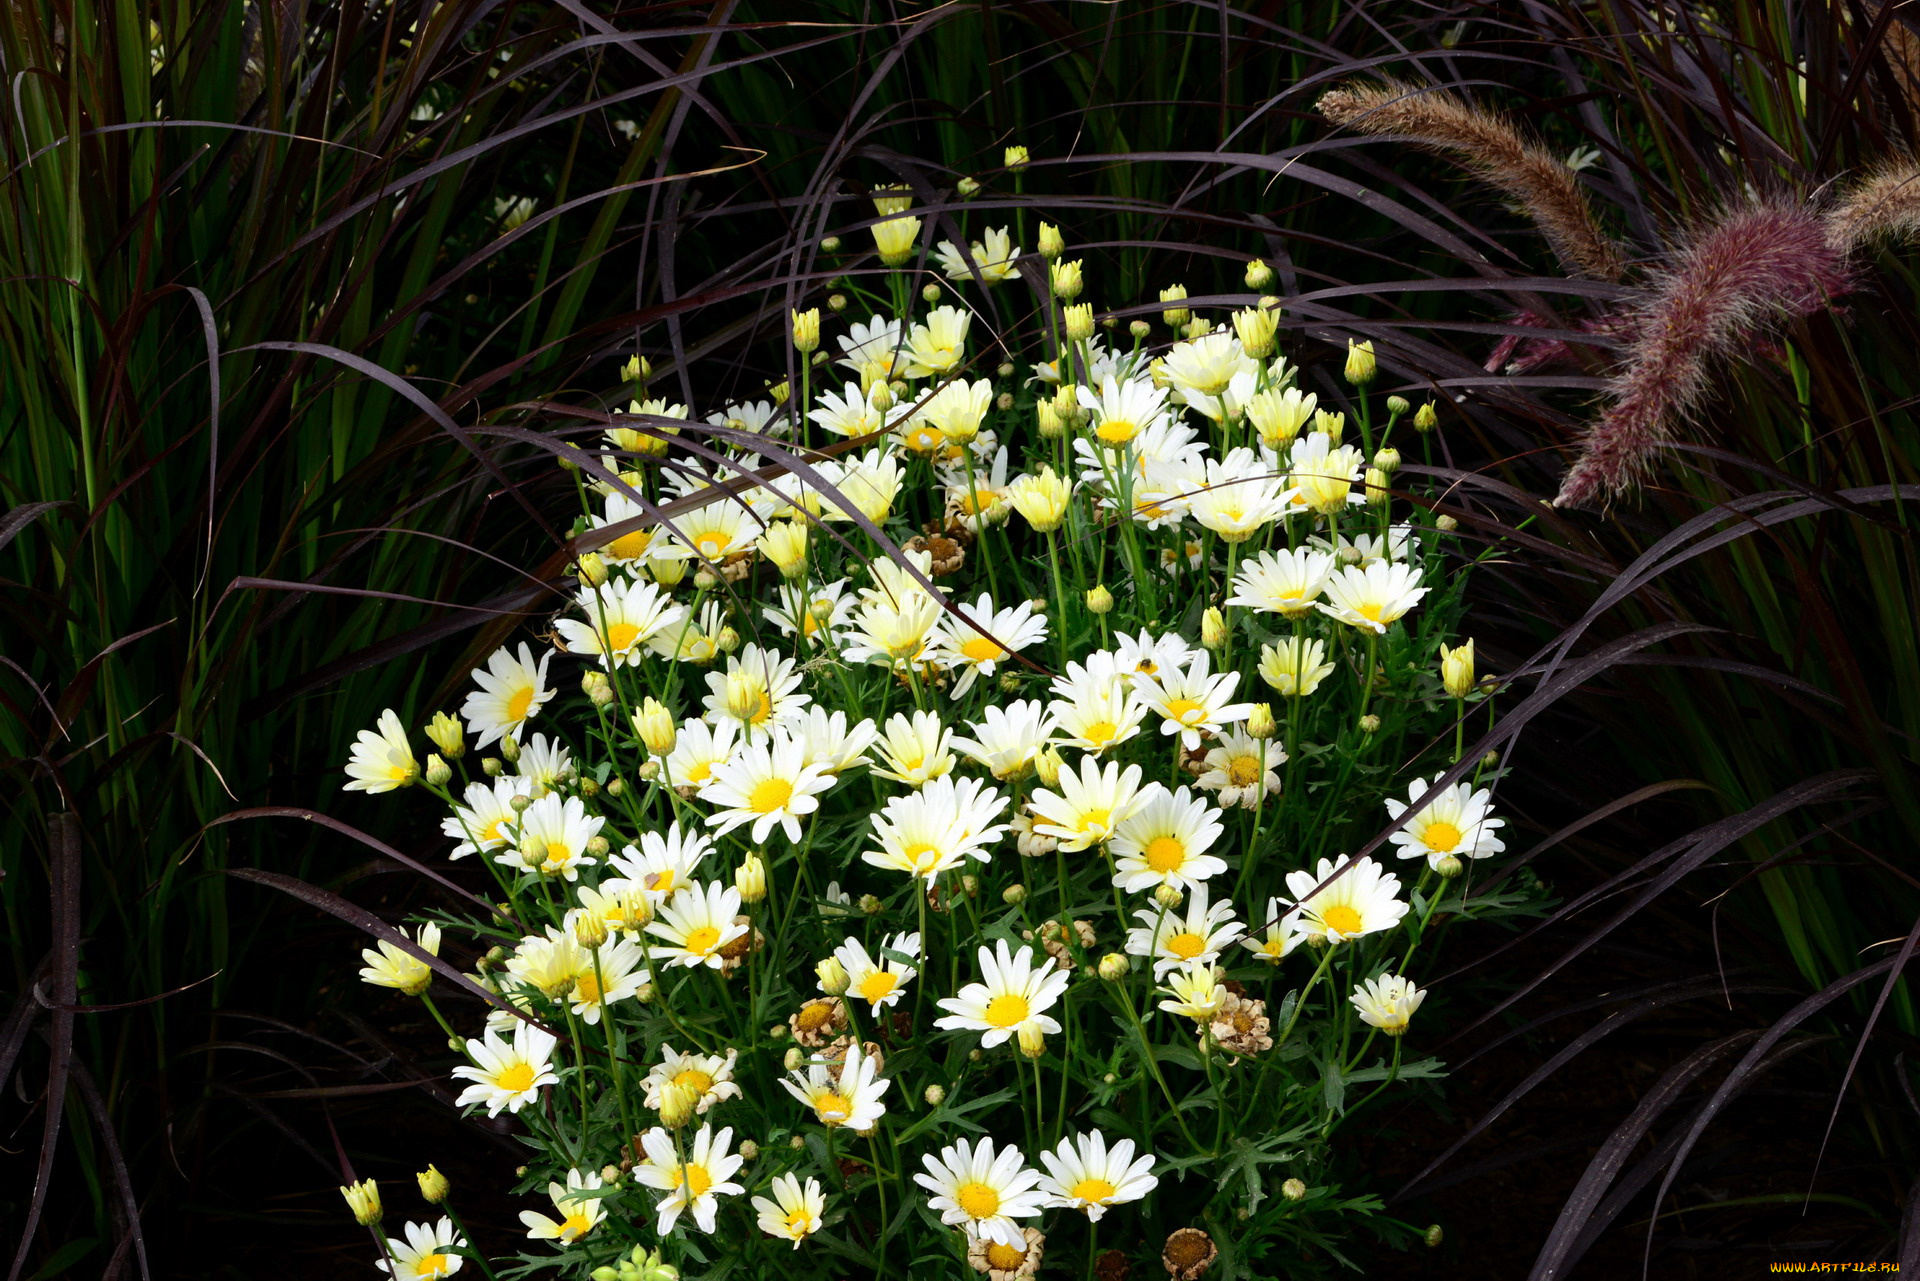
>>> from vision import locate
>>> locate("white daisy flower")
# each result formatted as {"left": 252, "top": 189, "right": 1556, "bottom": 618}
{"left": 1227, "top": 547, "right": 1336, "bottom": 618}
{"left": 810, "top": 379, "right": 905, "bottom": 439}
{"left": 502, "top": 927, "right": 589, "bottom": 999}
{"left": 1195, "top": 731, "right": 1286, "bottom": 809}
{"left": 836, "top": 314, "right": 905, "bottom": 385}
{"left": 375, "top": 1217, "right": 465, "bottom": 1278}
{"left": 632, "top": 1123, "right": 744, "bottom": 1235}
{"left": 951, "top": 700, "right": 1052, "bottom": 781}
{"left": 1027, "top": 756, "right": 1161, "bottom": 852}
{"left": 821, "top": 448, "right": 904, "bottom": 524}
{"left": 1109, "top": 785, "right": 1228, "bottom": 893}
{"left": 899, "top": 305, "right": 972, "bottom": 379}
{"left": 1284, "top": 856, "right": 1408, "bottom": 944}
{"left": 834, "top": 932, "right": 921, "bottom": 1011}
{"left": 1241, "top": 896, "right": 1309, "bottom": 964}
{"left": 497, "top": 793, "right": 602, "bottom": 881}
{"left": 511, "top": 732, "right": 571, "bottom": 797}
{"left": 1125, "top": 884, "right": 1245, "bottom": 978}
{"left": 648, "top": 599, "right": 730, "bottom": 664}
{"left": 553, "top": 577, "right": 685, "bottom": 668}
{"left": 641, "top": 1045, "right": 742, "bottom": 1115}
{"left": 1076, "top": 374, "right": 1171, "bottom": 449}
{"left": 358, "top": 922, "right": 439, "bottom": 997}
{"left": 586, "top": 491, "right": 664, "bottom": 567}
{"left": 1186, "top": 448, "right": 1293, "bottom": 542}
{"left": 441, "top": 776, "right": 524, "bottom": 859}
{"left": 661, "top": 717, "right": 737, "bottom": 793}
{"left": 791, "top": 706, "right": 880, "bottom": 777}
{"left": 451, "top": 1022, "right": 559, "bottom": 1117}
{"left": 862, "top": 775, "right": 1006, "bottom": 882}
{"left": 1156, "top": 960, "right": 1227, "bottom": 1023}
{"left": 941, "top": 445, "right": 1017, "bottom": 531}
{"left": 1160, "top": 330, "right": 1257, "bottom": 403}
{"left": 1384, "top": 775, "right": 1506, "bottom": 868}
{"left": 1134, "top": 650, "right": 1254, "bottom": 751}
{"left": 934, "top": 940, "right": 1070, "bottom": 1049}
{"left": 935, "top": 226, "right": 1020, "bottom": 284}
{"left": 644, "top": 880, "right": 748, "bottom": 969}
{"left": 701, "top": 643, "right": 812, "bottom": 733}
{"left": 837, "top": 591, "right": 945, "bottom": 670}
{"left": 1317, "top": 560, "right": 1429, "bottom": 634}
{"left": 764, "top": 579, "right": 851, "bottom": 643}
{"left": 703, "top": 728, "right": 836, "bottom": 844}
{"left": 913, "top": 1136, "right": 1047, "bottom": 1248}
{"left": 1287, "top": 433, "right": 1366, "bottom": 516}
{"left": 1036, "top": 1130, "right": 1159, "bottom": 1221}
{"left": 563, "top": 936, "right": 649, "bottom": 1024}
{"left": 519, "top": 1168, "right": 607, "bottom": 1244}
{"left": 933, "top": 595, "right": 1046, "bottom": 696}
{"left": 1350, "top": 972, "right": 1427, "bottom": 1036}
{"left": 607, "top": 822, "right": 714, "bottom": 901}
{"left": 1108, "top": 630, "right": 1194, "bottom": 683}
{"left": 343, "top": 708, "right": 418, "bottom": 793}
{"left": 659, "top": 498, "right": 761, "bottom": 567}
{"left": 869, "top": 710, "right": 957, "bottom": 786}
{"left": 460, "top": 643, "right": 554, "bottom": 751}
{"left": 781, "top": 1040, "right": 891, "bottom": 1131}
{"left": 1257, "top": 637, "right": 1337, "bottom": 698}
{"left": 754, "top": 1172, "right": 826, "bottom": 1248}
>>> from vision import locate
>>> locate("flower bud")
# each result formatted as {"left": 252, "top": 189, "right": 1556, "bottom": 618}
{"left": 1282, "top": 1177, "right": 1308, "bottom": 1202}
{"left": 816, "top": 956, "right": 850, "bottom": 995}
{"left": 1481, "top": 749, "right": 1501, "bottom": 770}
{"left": 1085, "top": 584, "right": 1114, "bottom": 615}
{"left": 606, "top": 777, "right": 625, "bottom": 798}
{"left": 1017, "top": 1023, "right": 1047, "bottom": 1058}
{"left": 1435, "top": 514, "right": 1458, "bottom": 532}
{"left": 1152, "top": 883, "right": 1183, "bottom": 909}
{"left": 924, "top": 1083, "right": 946, "bottom": 1106}
{"left": 826, "top": 293, "right": 849, "bottom": 315}
{"left": 1247, "top": 703, "right": 1276, "bottom": 739}
{"left": 1002, "top": 883, "right": 1027, "bottom": 905}
{"left": 1050, "top": 259, "right": 1084, "bottom": 299}
{"left": 1184, "top": 317, "right": 1212, "bottom": 340}
{"left": 735, "top": 854, "right": 767, "bottom": 903}
{"left": 922, "top": 282, "right": 942, "bottom": 303}
{"left": 1037, "top": 222, "right": 1064, "bottom": 259}
{"left": 1425, "top": 1224, "right": 1444, "bottom": 1249}
{"left": 820, "top": 235, "right": 842, "bottom": 253}
{"left": 636, "top": 981, "right": 655, "bottom": 1003}
{"left": 1035, "top": 399, "right": 1065, "bottom": 438}
{"left": 577, "top": 551, "right": 609, "bottom": 587}
{"left": 574, "top": 912, "right": 610, "bottom": 950}
{"left": 638, "top": 759, "right": 660, "bottom": 781}
{"left": 1160, "top": 284, "right": 1190, "bottom": 327}
{"left": 1063, "top": 303, "right": 1094, "bottom": 342}
{"left": 1004, "top": 144, "right": 1030, "bottom": 170}
{"left": 424, "top": 754, "right": 452, "bottom": 787}
{"left": 652, "top": 557, "right": 688, "bottom": 587}
{"left": 340, "top": 1178, "right": 382, "bottom": 1226}
{"left": 995, "top": 391, "right": 1015, "bottom": 413}
{"left": 425, "top": 711, "right": 466, "bottom": 759}
{"left": 1434, "top": 854, "right": 1464, "bottom": 879}
{"left": 783, "top": 1046, "right": 804, "bottom": 1071}
{"left": 1201, "top": 606, "right": 1228, "bottom": 651}
{"left": 960, "top": 874, "right": 980, "bottom": 899}
{"left": 1386, "top": 394, "right": 1411, "bottom": 417}
{"left": 621, "top": 355, "right": 650, "bottom": 383}
{"left": 1098, "top": 952, "right": 1130, "bottom": 982}
{"left": 1414, "top": 401, "right": 1438, "bottom": 432}
{"left": 657, "top": 1081, "right": 698, "bottom": 1128}
{"left": 791, "top": 308, "right": 820, "bottom": 353}
{"left": 769, "top": 379, "right": 790, "bottom": 405}
{"left": 1344, "top": 338, "right": 1377, "bottom": 385}
{"left": 1233, "top": 305, "right": 1277, "bottom": 359}
{"left": 1035, "top": 746, "right": 1065, "bottom": 786}
{"left": 1373, "top": 446, "right": 1401, "bottom": 474}
{"left": 758, "top": 521, "right": 809, "bottom": 579}
{"left": 508, "top": 793, "right": 533, "bottom": 813}
{"left": 856, "top": 893, "right": 882, "bottom": 916}
{"left": 1129, "top": 319, "right": 1151, "bottom": 340}
{"left": 416, "top": 1165, "right": 450, "bottom": 1203}
{"left": 716, "top": 626, "right": 741, "bottom": 654}
{"left": 634, "top": 699, "right": 676, "bottom": 755}
{"left": 1245, "top": 258, "right": 1275, "bottom": 290}
{"left": 1363, "top": 467, "right": 1390, "bottom": 507}
{"left": 1440, "top": 639, "right": 1475, "bottom": 700}
{"left": 1358, "top": 713, "right": 1381, "bottom": 734}
{"left": 587, "top": 678, "right": 616, "bottom": 708}
{"left": 724, "top": 671, "right": 759, "bottom": 722}
{"left": 956, "top": 176, "right": 981, "bottom": 199}
{"left": 499, "top": 734, "right": 521, "bottom": 764}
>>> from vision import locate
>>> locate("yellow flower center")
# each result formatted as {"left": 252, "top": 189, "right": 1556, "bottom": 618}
{"left": 1355, "top": 601, "right": 1384, "bottom": 622}
{"left": 1261, "top": 936, "right": 1286, "bottom": 957}
{"left": 1165, "top": 697, "right": 1206, "bottom": 724}
{"left": 1421, "top": 820, "right": 1463, "bottom": 853}
{"left": 859, "top": 971, "right": 901, "bottom": 1004}
{"left": 750, "top": 777, "right": 795, "bottom": 813}
{"left": 983, "top": 993, "right": 1031, "bottom": 1028}
{"left": 479, "top": 820, "right": 504, "bottom": 845}
{"left": 1166, "top": 931, "right": 1207, "bottom": 960}
{"left": 751, "top": 691, "right": 775, "bottom": 724}
{"left": 496, "top": 1061, "right": 536, "bottom": 1093}
{"left": 573, "top": 972, "right": 603, "bottom": 1003}
{"left": 506, "top": 686, "right": 536, "bottom": 723}
{"left": 904, "top": 842, "right": 943, "bottom": 873}
{"left": 685, "top": 760, "right": 713, "bottom": 783}
{"left": 955, "top": 1181, "right": 1002, "bottom": 1219}
{"left": 544, "top": 841, "right": 572, "bottom": 867}
{"left": 1096, "top": 417, "right": 1138, "bottom": 443}
{"left": 558, "top": 1212, "right": 595, "bottom": 1241}
{"left": 672, "top": 1163, "right": 713, "bottom": 1197}
{"left": 960, "top": 636, "right": 1006, "bottom": 663}
{"left": 649, "top": 869, "right": 678, "bottom": 893}
{"left": 696, "top": 533, "right": 726, "bottom": 559}
{"left": 413, "top": 1253, "right": 453, "bottom": 1278}
{"left": 1076, "top": 806, "right": 1112, "bottom": 835}
{"left": 1319, "top": 904, "right": 1364, "bottom": 936}
{"left": 673, "top": 1067, "right": 715, "bottom": 1094}
{"left": 814, "top": 1090, "right": 853, "bottom": 1124}
{"left": 1144, "top": 836, "right": 1187, "bottom": 873}
{"left": 1227, "top": 757, "right": 1262, "bottom": 787}
{"left": 606, "top": 621, "right": 642, "bottom": 653}
{"left": 784, "top": 1208, "right": 814, "bottom": 1235}
{"left": 1071, "top": 1176, "right": 1118, "bottom": 1204}
{"left": 1081, "top": 719, "right": 1118, "bottom": 746}
{"left": 608, "top": 529, "right": 652, "bottom": 561}
{"left": 908, "top": 426, "right": 946, "bottom": 452}
{"left": 387, "top": 762, "right": 413, "bottom": 781}
{"left": 985, "top": 1242, "right": 1027, "bottom": 1270}
{"left": 795, "top": 1000, "right": 835, "bottom": 1032}
{"left": 682, "top": 925, "right": 722, "bottom": 955}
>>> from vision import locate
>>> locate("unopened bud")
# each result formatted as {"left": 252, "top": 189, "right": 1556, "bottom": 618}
{"left": 996, "top": 391, "right": 1015, "bottom": 412}
{"left": 1035, "top": 747, "right": 1065, "bottom": 786}
{"left": 1386, "top": 394, "right": 1411, "bottom": 417}
{"left": 716, "top": 626, "right": 741, "bottom": 654}
{"left": 921, "top": 282, "right": 942, "bottom": 303}
{"left": 1247, "top": 703, "right": 1276, "bottom": 739}
{"left": 1344, "top": 338, "right": 1377, "bottom": 385}
{"left": 633, "top": 699, "right": 677, "bottom": 755}
{"left": 657, "top": 1081, "right": 698, "bottom": 1128}
{"left": 499, "top": 734, "right": 520, "bottom": 764}
{"left": 585, "top": 835, "right": 610, "bottom": 858}
{"left": 1425, "top": 1224, "right": 1444, "bottom": 1249}
{"left": 1373, "top": 447, "right": 1401, "bottom": 474}
{"left": 1017, "top": 1023, "right": 1047, "bottom": 1058}
{"left": 858, "top": 893, "right": 883, "bottom": 916}
{"left": 1153, "top": 883, "right": 1184, "bottom": 909}
{"left": 1245, "top": 258, "right": 1275, "bottom": 290}
{"left": 960, "top": 874, "right": 979, "bottom": 899}
{"left": 1414, "top": 401, "right": 1438, "bottom": 432}
{"left": 791, "top": 308, "right": 821, "bottom": 354}
{"left": 956, "top": 176, "right": 981, "bottom": 199}
{"left": 1098, "top": 953, "right": 1130, "bottom": 981}
{"left": 1434, "top": 854, "right": 1464, "bottom": 879}
{"left": 1002, "top": 883, "right": 1027, "bottom": 905}
{"left": 1481, "top": 750, "right": 1501, "bottom": 770}
{"left": 508, "top": 793, "right": 533, "bottom": 814}
{"left": 638, "top": 759, "right": 660, "bottom": 781}
{"left": 1037, "top": 222, "right": 1064, "bottom": 259}
{"left": 1282, "top": 1177, "right": 1307, "bottom": 1201}
{"left": 1129, "top": 319, "right": 1151, "bottom": 340}
{"left": 924, "top": 1083, "right": 946, "bottom": 1106}
{"left": 735, "top": 854, "right": 767, "bottom": 903}
{"left": 1364, "top": 467, "right": 1390, "bottom": 506}
{"left": 784, "top": 1047, "right": 804, "bottom": 1071}
{"left": 1201, "top": 606, "right": 1228, "bottom": 650}
{"left": 425, "top": 711, "right": 465, "bottom": 759}
{"left": 574, "top": 912, "right": 610, "bottom": 950}
{"left": 1435, "top": 514, "right": 1458, "bottom": 532}
{"left": 827, "top": 292, "right": 848, "bottom": 313}
{"left": 577, "top": 552, "right": 609, "bottom": 586}
{"left": 606, "top": 777, "right": 625, "bottom": 797}
{"left": 340, "top": 1178, "right": 383, "bottom": 1226}
{"left": 1358, "top": 713, "right": 1381, "bottom": 734}
{"left": 416, "top": 1166, "right": 449, "bottom": 1203}
{"left": 816, "top": 956, "right": 850, "bottom": 995}
{"left": 1004, "top": 144, "right": 1031, "bottom": 171}
{"left": 1085, "top": 584, "right": 1114, "bottom": 615}
{"left": 424, "top": 754, "right": 452, "bottom": 787}
{"left": 1160, "top": 284, "right": 1189, "bottom": 327}
{"left": 820, "top": 235, "right": 842, "bottom": 253}
{"left": 1063, "top": 303, "right": 1094, "bottom": 341}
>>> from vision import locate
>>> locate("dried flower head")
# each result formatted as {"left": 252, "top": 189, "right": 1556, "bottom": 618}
{"left": 1162, "top": 1227, "right": 1218, "bottom": 1279}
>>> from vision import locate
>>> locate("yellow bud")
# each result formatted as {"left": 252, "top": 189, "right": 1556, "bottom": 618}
{"left": 1017, "top": 1022, "right": 1047, "bottom": 1058}
{"left": 1436, "top": 513, "right": 1458, "bottom": 532}
{"left": 633, "top": 699, "right": 677, "bottom": 755}
{"left": 1232, "top": 305, "right": 1277, "bottom": 359}
{"left": 1152, "top": 883, "right": 1183, "bottom": 909}
{"left": 956, "top": 176, "right": 981, "bottom": 199}
{"left": 425, "top": 711, "right": 465, "bottom": 760}
{"left": 1004, "top": 144, "right": 1030, "bottom": 170}
{"left": 1037, "top": 222, "right": 1065, "bottom": 259}
{"left": 1063, "top": 303, "right": 1094, "bottom": 341}
{"left": 1050, "top": 258, "right": 1084, "bottom": 299}
{"left": 769, "top": 379, "right": 791, "bottom": 405}
{"left": 724, "top": 671, "right": 759, "bottom": 722}
{"left": 716, "top": 625, "right": 741, "bottom": 654}
{"left": 574, "top": 912, "right": 610, "bottom": 950}
{"left": 651, "top": 555, "right": 689, "bottom": 587}
{"left": 1414, "top": 401, "right": 1439, "bottom": 432}
{"left": 1314, "top": 408, "right": 1345, "bottom": 443}
{"left": 1201, "top": 606, "right": 1228, "bottom": 650}
{"left": 872, "top": 214, "right": 921, "bottom": 266}
{"left": 1440, "top": 638, "right": 1476, "bottom": 700}
{"left": 758, "top": 522, "right": 809, "bottom": 579}
{"left": 1245, "top": 258, "right": 1275, "bottom": 290}
{"left": 657, "top": 1080, "right": 699, "bottom": 1128}
{"left": 816, "top": 956, "right": 850, "bottom": 995}
{"left": 1085, "top": 584, "right": 1114, "bottom": 615}
{"left": 1097, "top": 952, "right": 1130, "bottom": 982}
{"left": 416, "top": 1165, "right": 450, "bottom": 1203}
{"left": 340, "top": 1178, "right": 383, "bottom": 1226}
{"left": 1364, "top": 466, "right": 1391, "bottom": 506}
{"left": 1160, "top": 283, "right": 1190, "bottom": 327}
{"left": 1373, "top": 447, "right": 1401, "bottom": 474}
{"left": 1035, "top": 746, "right": 1065, "bottom": 787}
{"left": 871, "top": 185, "right": 913, "bottom": 216}
{"left": 1344, "top": 338, "right": 1377, "bottom": 385}
{"left": 499, "top": 734, "right": 520, "bottom": 764}
{"left": 1282, "top": 1177, "right": 1308, "bottom": 1202}
{"left": 424, "top": 754, "right": 452, "bottom": 788}
{"left": 735, "top": 854, "right": 768, "bottom": 904}
{"left": 1247, "top": 703, "right": 1276, "bottom": 739}
{"left": 921, "top": 282, "right": 942, "bottom": 304}
{"left": 791, "top": 308, "right": 820, "bottom": 353}
{"left": 1036, "top": 398, "right": 1065, "bottom": 438}
{"left": 576, "top": 552, "right": 609, "bottom": 587}
{"left": 621, "top": 355, "right": 650, "bottom": 383}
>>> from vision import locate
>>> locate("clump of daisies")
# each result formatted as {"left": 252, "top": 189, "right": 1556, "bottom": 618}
{"left": 327, "top": 182, "right": 1539, "bottom": 1279}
